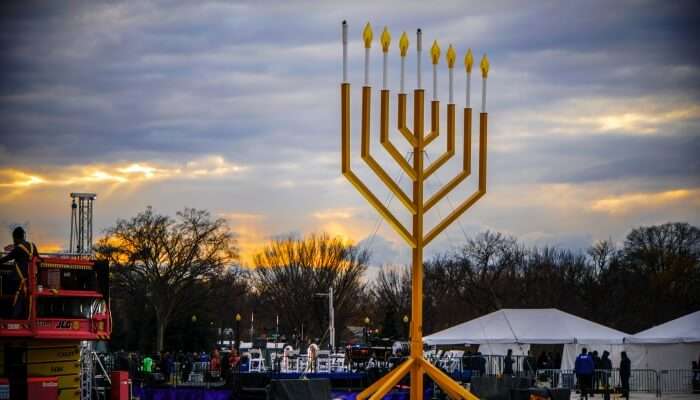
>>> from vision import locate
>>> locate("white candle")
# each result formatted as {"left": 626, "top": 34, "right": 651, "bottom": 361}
{"left": 465, "top": 49, "right": 473, "bottom": 108}
{"left": 417, "top": 29, "right": 422, "bottom": 89}
{"left": 365, "top": 47, "right": 370, "bottom": 86}
{"left": 363, "top": 23, "right": 373, "bottom": 86}
{"left": 381, "top": 27, "right": 390, "bottom": 90}
{"left": 433, "top": 64, "right": 437, "bottom": 100}
{"left": 480, "top": 54, "right": 489, "bottom": 113}
{"left": 446, "top": 45, "right": 455, "bottom": 104}
{"left": 400, "top": 56, "right": 405, "bottom": 93}
{"left": 342, "top": 21, "right": 348, "bottom": 82}
{"left": 482, "top": 78, "right": 487, "bottom": 113}
{"left": 467, "top": 72, "right": 471, "bottom": 107}
{"left": 399, "top": 32, "right": 408, "bottom": 93}
{"left": 449, "top": 67, "right": 454, "bottom": 104}
{"left": 383, "top": 52, "right": 388, "bottom": 89}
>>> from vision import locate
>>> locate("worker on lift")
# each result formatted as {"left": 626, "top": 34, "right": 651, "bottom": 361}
{"left": 0, "top": 226, "right": 40, "bottom": 319}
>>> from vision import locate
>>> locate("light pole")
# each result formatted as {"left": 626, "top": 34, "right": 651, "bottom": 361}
{"left": 235, "top": 313, "right": 242, "bottom": 352}
{"left": 191, "top": 315, "right": 197, "bottom": 352}
{"left": 403, "top": 315, "right": 409, "bottom": 341}
{"left": 364, "top": 317, "right": 370, "bottom": 344}
{"left": 314, "top": 287, "right": 336, "bottom": 351}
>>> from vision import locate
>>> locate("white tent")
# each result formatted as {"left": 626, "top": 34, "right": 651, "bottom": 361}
{"left": 424, "top": 308, "right": 627, "bottom": 345}
{"left": 624, "top": 310, "right": 700, "bottom": 370}
{"left": 626, "top": 310, "right": 700, "bottom": 344}
{"left": 423, "top": 309, "right": 629, "bottom": 369}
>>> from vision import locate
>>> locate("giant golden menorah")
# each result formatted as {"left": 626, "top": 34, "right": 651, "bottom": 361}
{"left": 340, "top": 21, "right": 488, "bottom": 400}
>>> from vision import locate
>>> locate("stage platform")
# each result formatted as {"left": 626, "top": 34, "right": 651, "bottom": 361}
{"left": 132, "top": 386, "right": 430, "bottom": 400}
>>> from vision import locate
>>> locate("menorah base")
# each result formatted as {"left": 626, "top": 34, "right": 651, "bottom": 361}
{"left": 357, "top": 356, "right": 479, "bottom": 400}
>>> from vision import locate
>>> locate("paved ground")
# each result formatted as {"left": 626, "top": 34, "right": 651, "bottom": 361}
{"left": 569, "top": 394, "right": 700, "bottom": 400}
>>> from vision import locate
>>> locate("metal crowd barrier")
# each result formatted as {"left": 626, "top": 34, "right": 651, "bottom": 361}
{"left": 659, "top": 369, "right": 696, "bottom": 394}
{"left": 442, "top": 365, "right": 698, "bottom": 395}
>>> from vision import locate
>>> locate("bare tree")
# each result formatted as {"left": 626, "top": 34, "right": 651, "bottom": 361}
{"left": 96, "top": 207, "right": 238, "bottom": 351}
{"left": 253, "top": 233, "right": 368, "bottom": 345}
{"left": 587, "top": 239, "right": 616, "bottom": 275}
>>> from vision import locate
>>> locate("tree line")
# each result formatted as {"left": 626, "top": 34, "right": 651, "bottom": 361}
{"left": 97, "top": 207, "right": 700, "bottom": 352}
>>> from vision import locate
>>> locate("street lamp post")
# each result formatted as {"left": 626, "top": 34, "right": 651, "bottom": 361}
{"left": 235, "top": 313, "right": 242, "bottom": 352}
{"left": 314, "top": 287, "right": 336, "bottom": 352}
{"left": 364, "top": 317, "right": 370, "bottom": 344}
{"left": 191, "top": 315, "right": 197, "bottom": 352}
{"left": 403, "top": 315, "right": 410, "bottom": 341}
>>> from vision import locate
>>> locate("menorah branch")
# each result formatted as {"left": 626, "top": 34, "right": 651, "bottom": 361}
{"left": 382, "top": 91, "right": 417, "bottom": 181}
{"left": 361, "top": 87, "right": 416, "bottom": 214}
{"left": 356, "top": 358, "right": 413, "bottom": 400}
{"left": 420, "top": 358, "right": 480, "bottom": 400}
{"left": 368, "top": 358, "right": 415, "bottom": 400}
{"left": 341, "top": 83, "right": 416, "bottom": 247}
{"left": 423, "top": 107, "right": 473, "bottom": 212}
{"left": 423, "top": 100, "right": 440, "bottom": 146}
{"left": 397, "top": 94, "right": 417, "bottom": 146}
{"left": 423, "top": 112, "right": 487, "bottom": 246}
{"left": 424, "top": 103, "right": 456, "bottom": 178}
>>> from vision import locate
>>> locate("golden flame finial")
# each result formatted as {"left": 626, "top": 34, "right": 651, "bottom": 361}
{"left": 399, "top": 32, "right": 409, "bottom": 57}
{"left": 363, "top": 22, "right": 373, "bottom": 48}
{"left": 446, "top": 44, "right": 456, "bottom": 68}
{"left": 480, "top": 54, "right": 490, "bottom": 78}
{"left": 380, "top": 26, "right": 391, "bottom": 52}
{"left": 431, "top": 40, "right": 440, "bottom": 65}
{"left": 464, "top": 48, "right": 473, "bottom": 74}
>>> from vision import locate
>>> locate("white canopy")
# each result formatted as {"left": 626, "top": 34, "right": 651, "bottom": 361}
{"left": 424, "top": 308, "right": 628, "bottom": 345}
{"left": 625, "top": 310, "right": 700, "bottom": 344}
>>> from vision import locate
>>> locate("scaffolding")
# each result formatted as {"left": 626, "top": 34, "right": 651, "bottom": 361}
{"left": 69, "top": 193, "right": 96, "bottom": 255}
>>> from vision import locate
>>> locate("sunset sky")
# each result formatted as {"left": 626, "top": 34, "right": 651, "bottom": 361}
{"left": 1, "top": 1, "right": 698, "bottom": 270}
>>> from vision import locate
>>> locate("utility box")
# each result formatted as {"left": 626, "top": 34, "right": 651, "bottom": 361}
{"left": 27, "top": 377, "right": 58, "bottom": 400}
{"left": 110, "top": 371, "right": 129, "bottom": 400}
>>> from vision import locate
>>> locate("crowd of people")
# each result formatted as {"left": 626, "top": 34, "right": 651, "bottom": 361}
{"left": 112, "top": 348, "right": 243, "bottom": 386}
{"left": 574, "top": 348, "right": 630, "bottom": 400}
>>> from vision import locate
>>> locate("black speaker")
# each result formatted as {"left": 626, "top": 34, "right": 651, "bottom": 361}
{"left": 267, "top": 378, "right": 330, "bottom": 400}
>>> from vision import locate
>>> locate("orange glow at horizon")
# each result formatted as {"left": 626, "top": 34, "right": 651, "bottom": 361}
{"left": 591, "top": 188, "right": 700, "bottom": 215}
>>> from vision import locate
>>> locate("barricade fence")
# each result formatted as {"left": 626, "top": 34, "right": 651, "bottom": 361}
{"left": 659, "top": 369, "right": 697, "bottom": 394}
{"left": 99, "top": 351, "right": 699, "bottom": 394}
{"left": 427, "top": 357, "right": 698, "bottom": 396}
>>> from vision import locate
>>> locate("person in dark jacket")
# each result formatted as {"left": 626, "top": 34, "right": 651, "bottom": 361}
{"left": 504, "top": 349, "right": 514, "bottom": 375}
{"left": 0, "top": 227, "right": 40, "bottom": 319}
{"left": 475, "top": 352, "right": 486, "bottom": 376}
{"left": 619, "top": 352, "right": 631, "bottom": 400}
{"left": 600, "top": 351, "right": 613, "bottom": 400}
{"left": 523, "top": 350, "right": 536, "bottom": 377}
{"left": 591, "top": 350, "right": 601, "bottom": 395}
{"left": 575, "top": 348, "right": 595, "bottom": 400}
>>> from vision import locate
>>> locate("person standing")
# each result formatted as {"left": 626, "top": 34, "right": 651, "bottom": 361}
{"left": 182, "top": 352, "right": 193, "bottom": 383}
{"left": 0, "top": 227, "right": 40, "bottom": 319}
{"left": 504, "top": 349, "right": 514, "bottom": 376}
{"left": 210, "top": 349, "right": 221, "bottom": 381}
{"left": 591, "top": 350, "right": 601, "bottom": 396}
{"left": 575, "top": 348, "right": 594, "bottom": 400}
{"left": 619, "top": 352, "right": 631, "bottom": 400}
{"left": 600, "top": 351, "right": 612, "bottom": 400}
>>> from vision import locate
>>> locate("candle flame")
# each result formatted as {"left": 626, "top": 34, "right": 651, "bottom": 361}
{"left": 480, "top": 54, "right": 490, "bottom": 78}
{"left": 399, "top": 32, "right": 409, "bottom": 56}
{"left": 380, "top": 26, "right": 391, "bottom": 52}
{"left": 464, "top": 48, "right": 473, "bottom": 74}
{"left": 363, "top": 22, "right": 373, "bottom": 48}
{"left": 431, "top": 40, "right": 440, "bottom": 65}
{"left": 446, "top": 44, "right": 456, "bottom": 68}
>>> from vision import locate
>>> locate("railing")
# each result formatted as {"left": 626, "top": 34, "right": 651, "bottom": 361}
{"left": 427, "top": 356, "right": 699, "bottom": 396}
{"left": 659, "top": 369, "right": 697, "bottom": 394}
